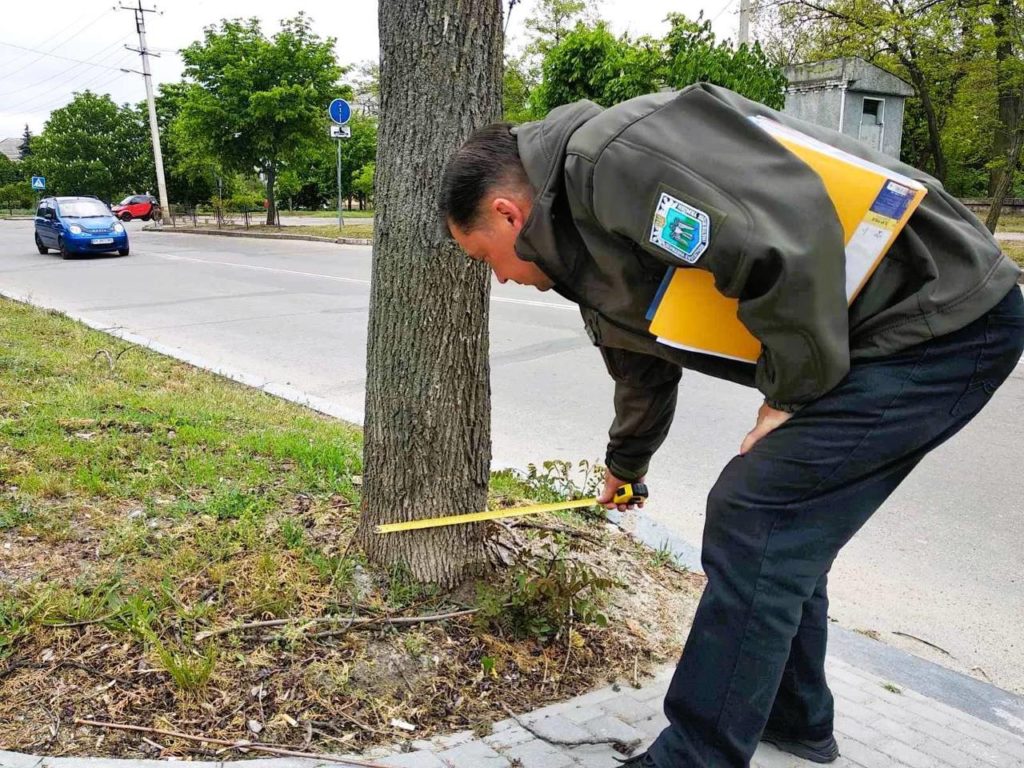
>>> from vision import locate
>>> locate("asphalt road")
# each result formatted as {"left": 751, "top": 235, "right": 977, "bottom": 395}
{"left": 2, "top": 220, "right": 1022, "bottom": 694}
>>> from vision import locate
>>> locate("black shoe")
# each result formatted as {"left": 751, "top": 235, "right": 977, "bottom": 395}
{"left": 761, "top": 728, "right": 840, "bottom": 764}
{"left": 615, "top": 751, "right": 657, "bottom": 767}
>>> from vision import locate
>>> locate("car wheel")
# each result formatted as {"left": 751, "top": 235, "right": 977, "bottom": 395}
{"left": 118, "top": 247, "right": 130, "bottom": 257}
{"left": 35, "top": 233, "right": 48, "bottom": 254}
{"left": 59, "top": 237, "right": 72, "bottom": 260}
{"left": 141, "top": 214, "right": 151, "bottom": 221}
{"left": 121, "top": 212, "right": 132, "bottom": 222}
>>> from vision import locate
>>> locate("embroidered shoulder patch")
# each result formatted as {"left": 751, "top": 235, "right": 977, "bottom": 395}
{"left": 649, "top": 193, "right": 710, "bottom": 264}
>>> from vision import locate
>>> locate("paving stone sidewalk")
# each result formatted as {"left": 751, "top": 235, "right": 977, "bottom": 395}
{"left": 365, "top": 656, "right": 1024, "bottom": 768}
{"left": 4, "top": 656, "right": 1021, "bottom": 768}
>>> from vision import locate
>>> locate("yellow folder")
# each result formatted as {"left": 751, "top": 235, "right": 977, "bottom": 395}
{"left": 648, "top": 117, "right": 927, "bottom": 363}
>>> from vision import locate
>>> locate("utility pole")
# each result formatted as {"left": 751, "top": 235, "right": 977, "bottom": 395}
{"left": 738, "top": 0, "right": 751, "bottom": 46}
{"left": 118, "top": 0, "right": 170, "bottom": 225}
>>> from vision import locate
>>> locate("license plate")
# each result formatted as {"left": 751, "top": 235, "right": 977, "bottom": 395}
{"left": 91, "top": 238, "right": 114, "bottom": 245}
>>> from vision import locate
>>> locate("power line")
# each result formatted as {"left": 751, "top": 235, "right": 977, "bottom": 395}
{"left": 0, "top": 8, "right": 112, "bottom": 83}
{"left": 711, "top": 0, "right": 740, "bottom": 24}
{"left": 3, "top": 70, "right": 134, "bottom": 121}
{"left": 0, "top": 37, "right": 130, "bottom": 74}
{"left": 3, "top": 55, "right": 136, "bottom": 115}
{"left": 0, "top": 37, "right": 131, "bottom": 99}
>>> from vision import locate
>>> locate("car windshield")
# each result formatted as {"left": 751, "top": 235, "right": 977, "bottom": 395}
{"left": 59, "top": 200, "right": 110, "bottom": 218}
{"left": 118, "top": 196, "right": 133, "bottom": 206}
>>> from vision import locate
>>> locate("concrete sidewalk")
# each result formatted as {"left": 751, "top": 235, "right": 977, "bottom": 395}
{"left": 3, "top": 653, "right": 1022, "bottom": 768}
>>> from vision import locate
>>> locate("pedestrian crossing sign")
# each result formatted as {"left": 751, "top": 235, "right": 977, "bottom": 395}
{"left": 31, "top": 176, "right": 46, "bottom": 190}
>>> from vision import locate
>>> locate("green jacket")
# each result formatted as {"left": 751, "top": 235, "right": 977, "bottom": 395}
{"left": 513, "top": 84, "right": 1021, "bottom": 481}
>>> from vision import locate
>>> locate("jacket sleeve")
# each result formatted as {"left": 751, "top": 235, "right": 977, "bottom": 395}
{"left": 598, "top": 346, "right": 682, "bottom": 481}
{"left": 564, "top": 86, "right": 851, "bottom": 408}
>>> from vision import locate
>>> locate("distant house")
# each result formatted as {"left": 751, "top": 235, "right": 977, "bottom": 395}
{"left": 0, "top": 137, "right": 21, "bottom": 162}
{"left": 782, "top": 57, "right": 915, "bottom": 159}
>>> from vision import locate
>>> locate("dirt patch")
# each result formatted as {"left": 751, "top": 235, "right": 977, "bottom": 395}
{"left": 0, "top": 505, "right": 703, "bottom": 759}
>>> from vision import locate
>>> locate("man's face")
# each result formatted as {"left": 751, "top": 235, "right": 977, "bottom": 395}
{"left": 449, "top": 195, "right": 554, "bottom": 291}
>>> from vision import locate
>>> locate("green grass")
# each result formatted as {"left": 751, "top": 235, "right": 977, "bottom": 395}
{"left": 241, "top": 223, "right": 375, "bottom": 240}
{"left": 995, "top": 213, "right": 1024, "bottom": 233}
{"left": 0, "top": 297, "right": 364, "bottom": 668}
{"left": 289, "top": 223, "right": 374, "bottom": 239}
{"left": 0, "top": 297, "right": 619, "bottom": 698}
{"left": 282, "top": 209, "right": 375, "bottom": 219}
{"left": 1001, "top": 240, "right": 1024, "bottom": 268}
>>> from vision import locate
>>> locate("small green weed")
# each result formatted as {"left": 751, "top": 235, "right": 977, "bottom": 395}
{"left": 39, "top": 579, "right": 123, "bottom": 627}
{"left": 650, "top": 541, "right": 675, "bottom": 568}
{"left": 386, "top": 562, "right": 438, "bottom": 609}
{"left": 478, "top": 533, "right": 619, "bottom": 640}
{"left": 0, "top": 595, "right": 37, "bottom": 659}
{"left": 0, "top": 500, "right": 34, "bottom": 530}
{"left": 155, "top": 643, "right": 217, "bottom": 692}
{"left": 280, "top": 518, "right": 306, "bottom": 550}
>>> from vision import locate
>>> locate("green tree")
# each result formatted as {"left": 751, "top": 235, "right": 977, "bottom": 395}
{"left": 503, "top": 54, "right": 534, "bottom": 122}
{"left": 760, "top": 0, "right": 978, "bottom": 183}
{"left": 0, "top": 181, "right": 34, "bottom": 213}
{"left": 275, "top": 168, "right": 302, "bottom": 211}
{"left": 531, "top": 16, "right": 786, "bottom": 115}
{"left": 295, "top": 112, "right": 377, "bottom": 210}
{"left": 18, "top": 125, "right": 32, "bottom": 160}
{"left": 985, "top": 0, "right": 1023, "bottom": 231}
{"left": 662, "top": 14, "right": 786, "bottom": 109}
{"left": 352, "top": 161, "right": 374, "bottom": 207}
{"left": 0, "top": 153, "right": 23, "bottom": 185}
{"left": 524, "top": 0, "right": 596, "bottom": 56}
{"left": 178, "top": 14, "right": 343, "bottom": 224}
{"left": 155, "top": 82, "right": 217, "bottom": 206}
{"left": 29, "top": 91, "right": 153, "bottom": 202}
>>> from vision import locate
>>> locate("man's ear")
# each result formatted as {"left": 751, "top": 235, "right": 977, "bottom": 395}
{"left": 491, "top": 197, "right": 526, "bottom": 230}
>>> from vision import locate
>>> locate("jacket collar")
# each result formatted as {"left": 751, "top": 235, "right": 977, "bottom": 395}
{"left": 512, "top": 100, "right": 603, "bottom": 287}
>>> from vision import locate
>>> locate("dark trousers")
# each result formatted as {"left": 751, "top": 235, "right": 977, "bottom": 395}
{"left": 649, "top": 287, "right": 1024, "bottom": 767}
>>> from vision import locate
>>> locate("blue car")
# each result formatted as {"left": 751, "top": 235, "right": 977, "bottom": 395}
{"left": 34, "top": 196, "right": 129, "bottom": 259}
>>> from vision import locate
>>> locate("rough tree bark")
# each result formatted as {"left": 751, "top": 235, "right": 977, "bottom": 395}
{"left": 356, "top": 0, "right": 504, "bottom": 587}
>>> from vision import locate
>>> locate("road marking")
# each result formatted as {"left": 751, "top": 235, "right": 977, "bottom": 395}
{"left": 155, "top": 253, "right": 578, "bottom": 312}
{"left": 156, "top": 253, "right": 370, "bottom": 284}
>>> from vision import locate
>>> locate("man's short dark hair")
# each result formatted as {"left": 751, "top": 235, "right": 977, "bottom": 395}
{"left": 439, "top": 123, "right": 531, "bottom": 232}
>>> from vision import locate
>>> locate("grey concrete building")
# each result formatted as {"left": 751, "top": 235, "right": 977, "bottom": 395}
{"left": 782, "top": 57, "right": 915, "bottom": 159}
{"left": 0, "top": 137, "right": 21, "bottom": 162}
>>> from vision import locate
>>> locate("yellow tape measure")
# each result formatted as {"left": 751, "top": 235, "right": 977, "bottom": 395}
{"left": 374, "top": 483, "right": 648, "bottom": 534}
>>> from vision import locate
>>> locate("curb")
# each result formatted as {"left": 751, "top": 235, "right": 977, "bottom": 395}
{"left": 141, "top": 226, "right": 372, "bottom": 246}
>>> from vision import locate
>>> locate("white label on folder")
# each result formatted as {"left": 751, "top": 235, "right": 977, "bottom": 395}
{"left": 649, "top": 193, "right": 710, "bottom": 264}
{"left": 845, "top": 222, "right": 892, "bottom": 300}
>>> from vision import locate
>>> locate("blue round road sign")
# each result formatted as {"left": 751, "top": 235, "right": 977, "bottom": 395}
{"left": 328, "top": 98, "right": 351, "bottom": 125}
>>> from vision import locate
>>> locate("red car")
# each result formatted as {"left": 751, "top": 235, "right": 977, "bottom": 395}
{"left": 111, "top": 194, "right": 161, "bottom": 222}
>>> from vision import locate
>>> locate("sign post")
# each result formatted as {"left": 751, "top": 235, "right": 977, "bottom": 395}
{"left": 328, "top": 98, "right": 352, "bottom": 229}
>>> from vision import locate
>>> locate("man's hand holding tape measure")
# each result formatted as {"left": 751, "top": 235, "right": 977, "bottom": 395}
{"left": 597, "top": 469, "right": 647, "bottom": 512}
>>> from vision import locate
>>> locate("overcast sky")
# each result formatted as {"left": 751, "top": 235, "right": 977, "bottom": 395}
{"left": 0, "top": 0, "right": 744, "bottom": 140}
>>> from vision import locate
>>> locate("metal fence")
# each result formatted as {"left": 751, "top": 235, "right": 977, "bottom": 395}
{"left": 167, "top": 204, "right": 281, "bottom": 229}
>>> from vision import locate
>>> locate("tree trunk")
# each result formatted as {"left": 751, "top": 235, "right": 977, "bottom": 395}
{"left": 905, "top": 63, "right": 946, "bottom": 183}
{"left": 357, "top": 0, "right": 503, "bottom": 587}
{"left": 265, "top": 164, "right": 277, "bottom": 226}
{"left": 986, "top": 128, "right": 1023, "bottom": 234}
{"left": 985, "top": 0, "right": 1022, "bottom": 232}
